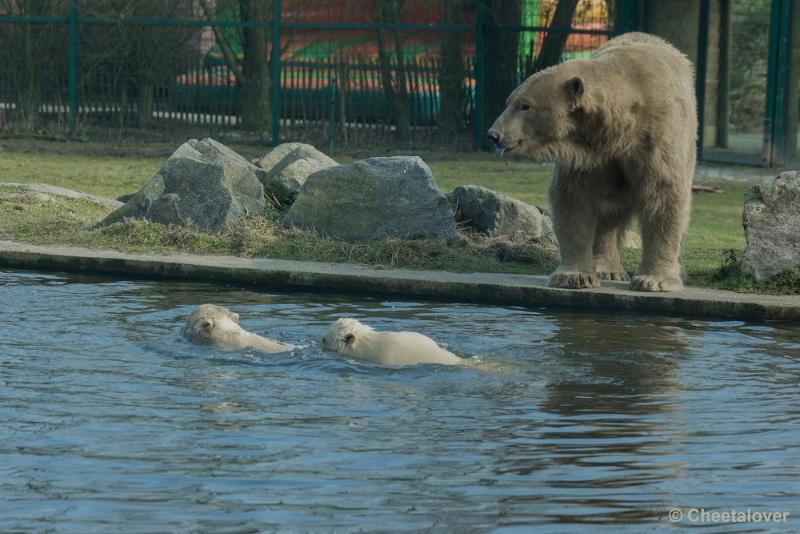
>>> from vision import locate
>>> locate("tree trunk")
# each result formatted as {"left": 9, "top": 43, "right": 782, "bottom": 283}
{"left": 438, "top": 0, "right": 466, "bottom": 137}
{"left": 533, "top": 0, "right": 580, "bottom": 72}
{"left": 485, "top": 0, "right": 522, "bottom": 122}
{"left": 377, "top": 0, "right": 411, "bottom": 141}
{"left": 18, "top": 0, "right": 44, "bottom": 127}
{"left": 137, "top": 81, "right": 154, "bottom": 128}
{"left": 239, "top": 0, "right": 271, "bottom": 133}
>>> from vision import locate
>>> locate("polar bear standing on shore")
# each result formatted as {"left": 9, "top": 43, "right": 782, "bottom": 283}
{"left": 487, "top": 32, "right": 696, "bottom": 292}
{"left": 321, "top": 318, "right": 462, "bottom": 366}
{"left": 184, "top": 304, "right": 292, "bottom": 353}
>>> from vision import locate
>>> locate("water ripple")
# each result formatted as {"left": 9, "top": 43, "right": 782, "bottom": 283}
{"left": 1, "top": 269, "right": 799, "bottom": 532}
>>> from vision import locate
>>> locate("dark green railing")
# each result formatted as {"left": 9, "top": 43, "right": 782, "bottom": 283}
{"left": 0, "top": 0, "right": 624, "bottom": 150}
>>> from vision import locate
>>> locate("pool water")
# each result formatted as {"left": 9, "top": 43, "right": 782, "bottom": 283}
{"left": 1, "top": 270, "right": 799, "bottom": 532}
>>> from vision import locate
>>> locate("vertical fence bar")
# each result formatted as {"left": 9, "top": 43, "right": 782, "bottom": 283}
{"left": 328, "top": 73, "right": 336, "bottom": 153}
{"left": 763, "top": 0, "right": 788, "bottom": 166}
{"left": 695, "top": 0, "right": 709, "bottom": 161}
{"left": 616, "top": 0, "right": 630, "bottom": 33}
{"left": 788, "top": 0, "right": 799, "bottom": 160}
{"left": 473, "top": 0, "right": 486, "bottom": 150}
{"left": 716, "top": 0, "right": 731, "bottom": 148}
{"left": 67, "top": 0, "right": 78, "bottom": 136}
{"left": 765, "top": 0, "right": 792, "bottom": 166}
{"left": 271, "top": 0, "right": 281, "bottom": 145}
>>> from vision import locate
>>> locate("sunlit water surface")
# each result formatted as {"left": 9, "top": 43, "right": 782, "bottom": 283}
{"left": 1, "top": 270, "right": 799, "bottom": 532}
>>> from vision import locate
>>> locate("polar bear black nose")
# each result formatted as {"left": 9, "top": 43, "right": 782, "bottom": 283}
{"left": 486, "top": 131, "right": 500, "bottom": 146}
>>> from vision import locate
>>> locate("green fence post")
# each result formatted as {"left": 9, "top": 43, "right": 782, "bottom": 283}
{"left": 763, "top": 0, "right": 791, "bottom": 166}
{"left": 616, "top": 0, "right": 632, "bottom": 33}
{"left": 271, "top": 0, "right": 281, "bottom": 146}
{"left": 328, "top": 75, "right": 337, "bottom": 154}
{"left": 695, "top": 0, "right": 709, "bottom": 161}
{"left": 617, "top": 0, "right": 644, "bottom": 33}
{"left": 473, "top": 0, "right": 486, "bottom": 151}
{"left": 67, "top": 0, "right": 77, "bottom": 137}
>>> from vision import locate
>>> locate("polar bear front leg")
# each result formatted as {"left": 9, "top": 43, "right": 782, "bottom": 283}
{"left": 593, "top": 213, "right": 632, "bottom": 282}
{"left": 632, "top": 178, "right": 690, "bottom": 292}
{"left": 547, "top": 168, "right": 600, "bottom": 289}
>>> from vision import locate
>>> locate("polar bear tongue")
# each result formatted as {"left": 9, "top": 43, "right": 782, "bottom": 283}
{"left": 494, "top": 146, "right": 506, "bottom": 158}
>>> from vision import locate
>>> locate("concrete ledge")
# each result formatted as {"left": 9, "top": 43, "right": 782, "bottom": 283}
{"left": 0, "top": 240, "right": 798, "bottom": 322}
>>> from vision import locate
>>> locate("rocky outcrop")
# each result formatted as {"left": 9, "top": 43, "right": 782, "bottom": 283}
{"left": 741, "top": 171, "right": 800, "bottom": 280}
{"left": 254, "top": 143, "right": 338, "bottom": 206}
{"left": 96, "top": 138, "right": 265, "bottom": 233}
{"left": 447, "top": 184, "right": 555, "bottom": 245}
{"left": 281, "top": 156, "right": 457, "bottom": 242}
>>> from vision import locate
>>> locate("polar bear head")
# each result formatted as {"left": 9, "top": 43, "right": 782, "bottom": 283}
{"left": 321, "top": 318, "right": 374, "bottom": 354}
{"left": 183, "top": 304, "right": 241, "bottom": 342}
{"left": 487, "top": 62, "right": 589, "bottom": 163}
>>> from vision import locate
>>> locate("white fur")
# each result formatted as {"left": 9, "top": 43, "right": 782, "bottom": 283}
{"left": 321, "top": 318, "right": 462, "bottom": 366}
{"left": 183, "top": 304, "right": 292, "bottom": 353}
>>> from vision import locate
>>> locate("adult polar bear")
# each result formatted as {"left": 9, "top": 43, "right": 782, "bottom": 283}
{"left": 488, "top": 32, "right": 696, "bottom": 292}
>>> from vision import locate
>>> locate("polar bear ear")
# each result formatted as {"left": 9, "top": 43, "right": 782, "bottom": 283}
{"left": 229, "top": 312, "right": 240, "bottom": 324}
{"left": 566, "top": 76, "right": 584, "bottom": 101}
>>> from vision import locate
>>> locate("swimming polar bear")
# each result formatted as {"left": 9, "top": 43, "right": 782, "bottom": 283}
{"left": 321, "top": 318, "right": 462, "bottom": 366}
{"left": 183, "top": 304, "right": 292, "bottom": 353}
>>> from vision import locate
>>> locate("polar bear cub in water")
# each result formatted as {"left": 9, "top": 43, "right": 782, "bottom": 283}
{"left": 321, "top": 318, "right": 462, "bottom": 366}
{"left": 184, "top": 304, "right": 292, "bottom": 353}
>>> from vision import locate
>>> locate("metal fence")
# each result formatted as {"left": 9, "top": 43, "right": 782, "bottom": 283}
{"left": 0, "top": 0, "right": 628, "bottom": 150}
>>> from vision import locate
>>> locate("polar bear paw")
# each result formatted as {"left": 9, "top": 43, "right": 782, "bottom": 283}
{"left": 548, "top": 271, "right": 601, "bottom": 289}
{"left": 630, "top": 275, "right": 683, "bottom": 292}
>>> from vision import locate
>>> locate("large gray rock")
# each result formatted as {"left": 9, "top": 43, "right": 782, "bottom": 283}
{"left": 447, "top": 185, "right": 555, "bottom": 245}
{"left": 281, "top": 156, "right": 458, "bottom": 242}
{"left": 254, "top": 143, "right": 338, "bottom": 207}
{"left": 742, "top": 171, "right": 800, "bottom": 280}
{"left": 96, "top": 138, "right": 265, "bottom": 233}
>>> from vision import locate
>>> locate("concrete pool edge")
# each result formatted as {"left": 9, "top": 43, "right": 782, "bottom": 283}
{"left": 0, "top": 240, "right": 797, "bottom": 322}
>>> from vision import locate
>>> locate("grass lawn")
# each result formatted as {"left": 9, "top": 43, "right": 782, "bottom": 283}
{"left": 0, "top": 139, "right": 796, "bottom": 294}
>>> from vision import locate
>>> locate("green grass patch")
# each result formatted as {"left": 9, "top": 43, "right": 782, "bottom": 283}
{"left": 0, "top": 187, "right": 559, "bottom": 275}
{"left": 0, "top": 140, "right": 794, "bottom": 294}
{"left": 0, "top": 149, "right": 162, "bottom": 199}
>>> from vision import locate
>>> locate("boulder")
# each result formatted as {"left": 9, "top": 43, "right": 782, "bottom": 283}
{"left": 253, "top": 142, "right": 337, "bottom": 172}
{"left": 96, "top": 138, "right": 265, "bottom": 233}
{"left": 253, "top": 143, "right": 337, "bottom": 207}
{"left": 282, "top": 156, "right": 457, "bottom": 242}
{"left": 264, "top": 157, "right": 336, "bottom": 207}
{"left": 447, "top": 185, "right": 555, "bottom": 245}
{"left": 741, "top": 171, "right": 800, "bottom": 280}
